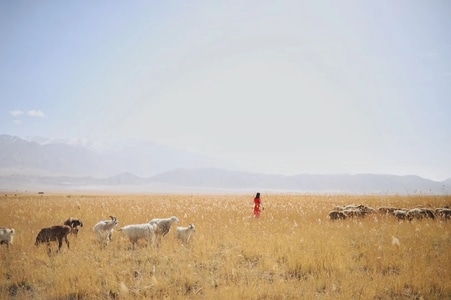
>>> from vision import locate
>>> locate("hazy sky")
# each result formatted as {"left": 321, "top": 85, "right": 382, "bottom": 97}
{"left": 1, "top": 1, "right": 450, "bottom": 181}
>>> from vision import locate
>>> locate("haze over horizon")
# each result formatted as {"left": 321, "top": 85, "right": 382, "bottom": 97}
{"left": 1, "top": 1, "right": 450, "bottom": 182}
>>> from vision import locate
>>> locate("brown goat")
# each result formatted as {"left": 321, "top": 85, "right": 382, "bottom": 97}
{"left": 63, "top": 218, "right": 84, "bottom": 235}
{"left": 35, "top": 225, "right": 71, "bottom": 250}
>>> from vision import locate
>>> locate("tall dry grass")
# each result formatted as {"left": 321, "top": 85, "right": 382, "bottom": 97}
{"left": 0, "top": 193, "right": 450, "bottom": 299}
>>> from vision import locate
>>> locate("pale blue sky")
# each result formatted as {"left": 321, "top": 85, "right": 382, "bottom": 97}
{"left": 1, "top": 1, "right": 450, "bottom": 181}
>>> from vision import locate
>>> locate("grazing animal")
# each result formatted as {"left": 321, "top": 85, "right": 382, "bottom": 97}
{"left": 35, "top": 225, "right": 71, "bottom": 251}
{"left": 436, "top": 208, "right": 451, "bottom": 220}
{"left": 64, "top": 217, "right": 84, "bottom": 235}
{"left": 439, "top": 208, "right": 451, "bottom": 220}
{"left": 149, "top": 216, "right": 179, "bottom": 237}
{"left": 378, "top": 207, "right": 400, "bottom": 215}
{"left": 333, "top": 205, "right": 374, "bottom": 218}
{"left": 93, "top": 216, "right": 119, "bottom": 244}
{"left": 344, "top": 209, "right": 366, "bottom": 218}
{"left": 328, "top": 210, "right": 348, "bottom": 220}
{"left": 420, "top": 208, "right": 436, "bottom": 220}
{"left": 393, "top": 209, "right": 408, "bottom": 220}
{"left": 0, "top": 228, "right": 15, "bottom": 248}
{"left": 407, "top": 208, "right": 423, "bottom": 221}
{"left": 118, "top": 223, "right": 158, "bottom": 249}
{"left": 176, "top": 224, "right": 196, "bottom": 244}
{"left": 407, "top": 208, "right": 435, "bottom": 221}
{"left": 359, "top": 205, "right": 376, "bottom": 215}
{"left": 149, "top": 216, "right": 179, "bottom": 246}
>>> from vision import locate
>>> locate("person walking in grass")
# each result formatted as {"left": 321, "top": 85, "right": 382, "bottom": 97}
{"left": 253, "top": 192, "right": 263, "bottom": 218}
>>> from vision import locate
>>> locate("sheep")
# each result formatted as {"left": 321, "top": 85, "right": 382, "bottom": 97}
{"left": 343, "top": 206, "right": 368, "bottom": 218}
{"left": 441, "top": 209, "right": 451, "bottom": 220}
{"left": 420, "top": 208, "right": 436, "bottom": 220}
{"left": 393, "top": 209, "right": 408, "bottom": 221}
{"left": 64, "top": 217, "right": 84, "bottom": 235}
{"left": 328, "top": 210, "right": 348, "bottom": 220}
{"left": 344, "top": 209, "right": 366, "bottom": 218}
{"left": 176, "top": 224, "right": 196, "bottom": 244}
{"left": 149, "top": 216, "right": 179, "bottom": 246}
{"left": 333, "top": 205, "right": 374, "bottom": 216}
{"left": 435, "top": 207, "right": 446, "bottom": 214}
{"left": 407, "top": 208, "right": 435, "bottom": 221}
{"left": 0, "top": 228, "right": 15, "bottom": 248}
{"left": 406, "top": 208, "right": 421, "bottom": 221}
{"left": 118, "top": 223, "right": 158, "bottom": 249}
{"left": 378, "top": 207, "right": 400, "bottom": 215}
{"left": 35, "top": 225, "right": 71, "bottom": 251}
{"left": 436, "top": 208, "right": 451, "bottom": 220}
{"left": 333, "top": 204, "right": 359, "bottom": 211}
{"left": 93, "top": 216, "right": 119, "bottom": 244}
{"left": 359, "top": 205, "right": 376, "bottom": 215}
{"left": 344, "top": 205, "right": 375, "bottom": 218}
{"left": 406, "top": 208, "right": 422, "bottom": 221}
{"left": 149, "top": 216, "right": 179, "bottom": 236}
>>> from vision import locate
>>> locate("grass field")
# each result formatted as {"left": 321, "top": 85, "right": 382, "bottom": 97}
{"left": 1, "top": 193, "right": 450, "bottom": 299}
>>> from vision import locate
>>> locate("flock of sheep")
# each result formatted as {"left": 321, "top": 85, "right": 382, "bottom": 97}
{"left": 328, "top": 204, "right": 451, "bottom": 221}
{"left": 3, "top": 202, "right": 449, "bottom": 251}
{"left": 0, "top": 215, "right": 196, "bottom": 252}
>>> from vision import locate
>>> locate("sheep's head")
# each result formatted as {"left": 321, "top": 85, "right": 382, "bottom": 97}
{"left": 65, "top": 218, "right": 83, "bottom": 229}
{"left": 109, "top": 216, "right": 119, "bottom": 226}
{"left": 72, "top": 219, "right": 83, "bottom": 228}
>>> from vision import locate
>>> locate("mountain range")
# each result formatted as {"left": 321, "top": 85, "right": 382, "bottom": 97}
{"left": 0, "top": 134, "right": 450, "bottom": 194}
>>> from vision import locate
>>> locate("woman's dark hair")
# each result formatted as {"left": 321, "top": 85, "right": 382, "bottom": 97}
{"left": 256, "top": 192, "right": 260, "bottom": 198}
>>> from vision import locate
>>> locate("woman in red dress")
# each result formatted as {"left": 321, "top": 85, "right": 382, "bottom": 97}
{"left": 253, "top": 192, "right": 262, "bottom": 218}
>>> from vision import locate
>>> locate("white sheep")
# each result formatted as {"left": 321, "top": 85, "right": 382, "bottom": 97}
{"left": 118, "top": 223, "right": 157, "bottom": 249}
{"left": 149, "top": 216, "right": 179, "bottom": 236}
{"left": 149, "top": 216, "right": 179, "bottom": 246}
{"left": 176, "top": 224, "right": 196, "bottom": 244}
{"left": 93, "top": 216, "right": 119, "bottom": 244}
{"left": 0, "top": 228, "right": 15, "bottom": 248}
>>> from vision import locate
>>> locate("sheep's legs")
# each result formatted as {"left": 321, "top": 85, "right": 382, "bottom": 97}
{"left": 56, "top": 237, "right": 70, "bottom": 251}
{"left": 57, "top": 238, "right": 63, "bottom": 250}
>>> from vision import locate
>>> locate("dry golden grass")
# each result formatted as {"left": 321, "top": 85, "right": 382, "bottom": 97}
{"left": 0, "top": 193, "right": 450, "bottom": 299}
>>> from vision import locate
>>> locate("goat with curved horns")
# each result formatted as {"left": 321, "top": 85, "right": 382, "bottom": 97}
{"left": 93, "top": 216, "right": 119, "bottom": 244}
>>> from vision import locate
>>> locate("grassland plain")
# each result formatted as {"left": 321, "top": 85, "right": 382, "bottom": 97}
{"left": 0, "top": 193, "right": 450, "bottom": 299}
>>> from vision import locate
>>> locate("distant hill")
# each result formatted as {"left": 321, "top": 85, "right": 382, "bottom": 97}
{"left": 1, "top": 167, "right": 450, "bottom": 195}
{"left": 0, "top": 134, "right": 226, "bottom": 177}
{"left": 148, "top": 168, "right": 450, "bottom": 194}
{"left": 0, "top": 134, "right": 450, "bottom": 194}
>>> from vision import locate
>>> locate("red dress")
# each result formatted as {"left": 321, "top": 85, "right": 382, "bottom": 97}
{"left": 254, "top": 196, "right": 262, "bottom": 218}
